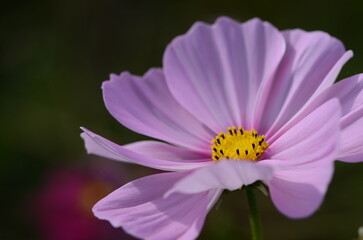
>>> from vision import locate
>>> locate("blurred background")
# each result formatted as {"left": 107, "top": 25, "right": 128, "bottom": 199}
{"left": 1, "top": 0, "right": 363, "bottom": 239}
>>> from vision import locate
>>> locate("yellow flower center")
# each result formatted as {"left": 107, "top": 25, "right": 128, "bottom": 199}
{"left": 211, "top": 127, "right": 269, "bottom": 161}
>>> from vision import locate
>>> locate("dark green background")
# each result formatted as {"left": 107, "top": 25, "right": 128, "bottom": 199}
{"left": 1, "top": 0, "right": 363, "bottom": 239}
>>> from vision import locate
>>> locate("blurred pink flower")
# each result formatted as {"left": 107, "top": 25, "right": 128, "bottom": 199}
{"left": 31, "top": 166, "right": 133, "bottom": 240}
{"left": 81, "top": 17, "right": 363, "bottom": 239}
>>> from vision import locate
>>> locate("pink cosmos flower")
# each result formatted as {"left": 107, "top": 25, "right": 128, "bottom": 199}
{"left": 81, "top": 17, "right": 363, "bottom": 239}
{"left": 29, "top": 166, "right": 132, "bottom": 240}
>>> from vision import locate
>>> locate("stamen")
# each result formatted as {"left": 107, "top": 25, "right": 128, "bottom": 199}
{"left": 239, "top": 127, "right": 244, "bottom": 135}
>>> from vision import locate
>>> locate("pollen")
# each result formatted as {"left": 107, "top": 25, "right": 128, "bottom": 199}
{"left": 211, "top": 127, "right": 269, "bottom": 161}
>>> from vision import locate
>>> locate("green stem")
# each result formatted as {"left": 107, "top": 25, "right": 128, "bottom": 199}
{"left": 245, "top": 187, "right": 263, "bottom": 240}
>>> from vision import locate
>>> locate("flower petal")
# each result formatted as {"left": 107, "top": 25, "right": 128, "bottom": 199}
{"left": 261, "top": 29, "right": 351, "bottom": 136}
{"left": 266, "top": 73, "right": 363, "bottom": 162}
{"left": 102, "top": 68, "right": 214, "bottom": 152}
{"left": 166, "top": 160, "right": 275, "bottom": 196}
{"left": 164, "top": 17, "right": 286, "bottom": 132}
{"left": 322, "top": 74, "right": 363, "bottom": 162}
{"left": 124, "top": 140, "right": 210, "bottom": 163}
{"left": 339, "top": 105, "right": 363, "bottom": 162}
{"left": 81, "top": 128, "right": 211, "bottom": 171}
{"left": 266, "top": 98, "right": 341, "bottom": 166}
{"left": 263, "top": 99, "right": 340, "bottom": 218}
{"left": 269, "top": 160, "right": 334, "bottom": 218}
{"left": 93, "top": 172, "right": 221, "bottom": 240}
{"left": 266, "top": 74, "right": 361, "bottom": 144}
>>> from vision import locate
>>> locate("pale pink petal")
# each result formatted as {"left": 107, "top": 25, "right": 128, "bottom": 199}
{"left": 266, "top": 73, "right": 363, "bottom": 162}
{"left": 102, "top": 68, "right": 214, "bottom": 152}
{"left": 164, "top": 17, "right": 286, "bottom": 132}
{"left": 166, "top": 160, "right": 275, "bottom": 196}
{"left": 178, "top": 190, "right": 222, "bottom": 240}
{"left": 339, "top": 105, "right": 363, "bottom": 162}
{"left": 269, "top": 159, "right": 334, "bottom": 218}
{"left": 262, "top": 99, "right": 340, "bottom": 218}
{"left": 124, "top": 140, "right": 210, "bottom": 163}
{"left": 267, "top": 74, "right": 362, "bottom": 143}
{"left": 323, "top": 74, "right": 363, "bottom": 162}
{"left": 260, "top": 29, "right": 351, "bottom": 136}
{"left": 304, "top": 74, "right": 363, "bottom": 162}
{"left": 266, "top": 99, "right": 341, "bottom": 166}
{"left": 93, "top": 172, "right": 222, "bottom": 240}
{"left": 81, "top": 128, "right": 212, "bottom": 171}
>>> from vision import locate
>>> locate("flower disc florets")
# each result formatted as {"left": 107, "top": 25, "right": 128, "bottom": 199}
{"left": 211, "top": 127, "right": 269, "bottom": 161}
